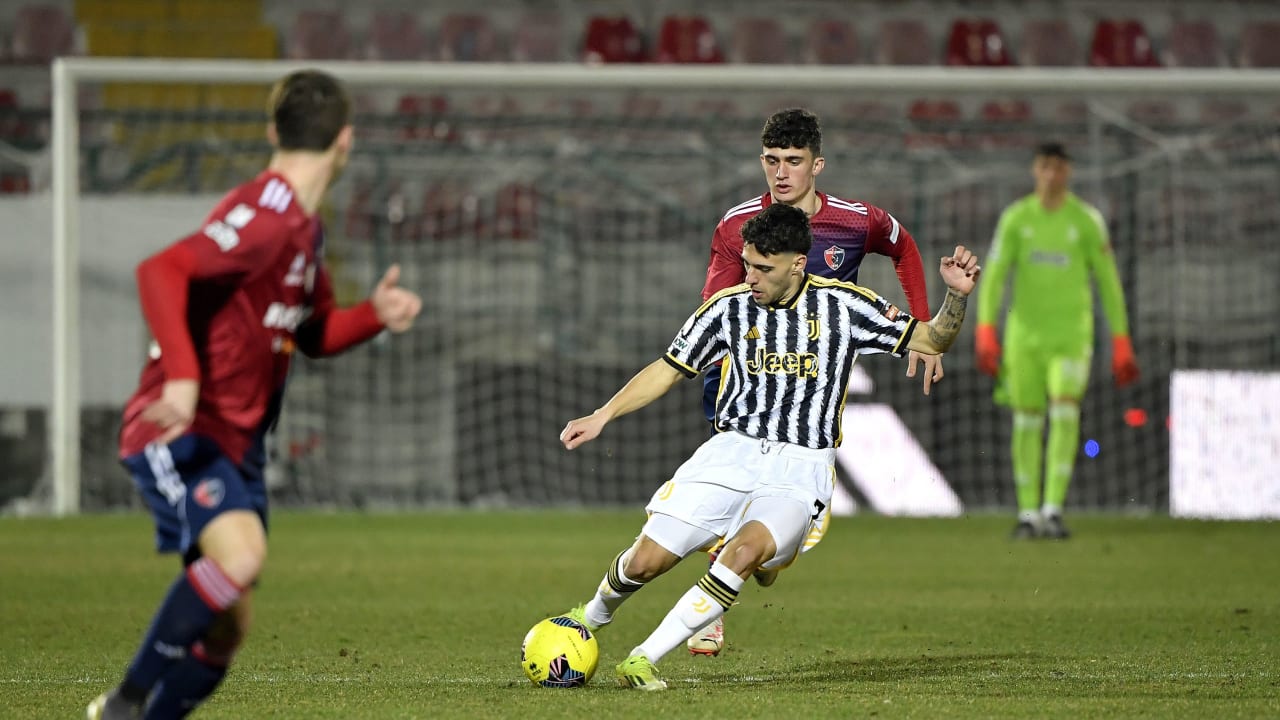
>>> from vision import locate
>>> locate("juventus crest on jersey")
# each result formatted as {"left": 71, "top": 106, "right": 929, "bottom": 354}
{"left": 664, "top": 275, "right": 917, "bottom": 449}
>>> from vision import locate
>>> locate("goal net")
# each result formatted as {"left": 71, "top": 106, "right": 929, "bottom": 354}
{"left": 6, "top": 60, "right": 1278, "bottom": 515}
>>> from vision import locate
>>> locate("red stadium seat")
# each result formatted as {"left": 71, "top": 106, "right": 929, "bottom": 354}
{"left": 395, "top": 94, "right": 457, "bottom": 143}
{"left": 366, "top": 10, "right": 431, "bottom": 61}
{"left": 875, "top": 19, "right": 934, "bottom": 66}
{"left": 0, "top": 171, "right": 32, "bottom": 194}
{"left": 1163, "top": 20, "right": 1226, "bottom": 68}
{"left": 420, "top": 181, "right": 482, "bottom": 241}
{"left": 1237, "top": 21, "right": 1280, "bottom": 67}
{"left": 729, "top": 17, "right": 790, "bottom": 64}
{"left": 979, "top": 99, "right": 1032, "bottom": 122}
{"left": 581, "top": 16, "right": 645, "bottom": 64}
{"left": 1019, "top": 19, "right": 1080, "bottom": 66}
{"left": 490, "top": 182, "right": 538, "bottom": 240}
{"left": 946, "top": 19, "right": 1012, "bottom": 66}
{"left": 10, "top": 4, "right": 76, "bottom": 62}
{"left": 908, "top": 99, "right": 961, "bottom": 121}
{"left": 1126, "top": 99, "right": 1178, "bottom": 126}
{"left": 1198, "top": 99, "right": 1251, "bottom": 124}
{"left": 438, "top": 14, "right": 500, "bottom": 62}
{"left": 805, "top": 19, "right": 860, "bottom": 64}
{"left": 287, "top": 10, "right": 353, "bottom": 60}
{"left": 1088, "top": 19, "right": 1161, "bottom": 67}
{"left": 512, "top": 13, "right": 566, "bottom": 62}
{"left": 653, "top": 15, "right": 724, "bottom": 64}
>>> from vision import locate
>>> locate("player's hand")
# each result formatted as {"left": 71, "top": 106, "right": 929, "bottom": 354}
{"left": 371, "top": 264, "right": 422, "bottom": 333}
{"left": 939, "top": 245, "right": 981, "bottom": 295}
{"left": 141, "top": 378, "right": 199, "bottom": 445}
{"left": 1112, "top": 335, "right": 1140, "bottom": 387}
{"left": 906, "top": 351, "right": 944, "bottom": 396}
{"left": 560, "top": 411, "right": 608, "bottom": 450}
{"left": 975, "top": 323, "right": 1001, "bottom": 378}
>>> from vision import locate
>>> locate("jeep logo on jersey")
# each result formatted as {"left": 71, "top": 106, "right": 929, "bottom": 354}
{"left": 262, "top": 302, "right": 310, "bottom": 331}
{"left": 284, "top": 252, "right": 307, "bottom": 286}
{"left": 824, "top": 245, "right": 845, "bottom": 271}
{"left": 746, "top": 347, "right": 819, "bottom": 378}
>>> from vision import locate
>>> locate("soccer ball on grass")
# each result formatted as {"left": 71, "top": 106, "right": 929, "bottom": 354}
{"left": 520, "top": 615, "right": 598, "bottom": 688}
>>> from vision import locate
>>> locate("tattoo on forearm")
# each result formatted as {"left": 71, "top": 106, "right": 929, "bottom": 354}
{"left": 926, "top": 289, "right": 968, "bottom": 351}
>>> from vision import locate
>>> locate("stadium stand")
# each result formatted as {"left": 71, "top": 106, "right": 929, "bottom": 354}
{"left": 945, "top": 18, "right": 1012, "bottom": 66}
{"left": 875, "top": 19, "right": 935, "bottom": 65}
{"left": 366, "top": 10, "right": 431, "bottom": 61}
{"left": 10, "top": 3, "right": 76, "bottom": 62}
{"left": 804, "top": 18, "right": 860, "bottom": 64}
{"left": 438, "top": 13, "right": 501, "bottom": 62}
{"left": 653, "top": 15, "right": 724, "bottom": 64}
{"left": 1018, "top": 18, "right": 1080, "bottom": 66}
{"left": 511, "top": 12, "right": 566, "bottom": 62}
{"left": 728, "top": 17, "right": 790, "bottom": 65}
{"left": 580, "top": 15, "right": 646, "bottom": 64}
{"left": 1089, "top": 18, "right": 1161, "bottom": 67}
{"left": 1163, "top": 19, "right": 1227, "bottom": 67}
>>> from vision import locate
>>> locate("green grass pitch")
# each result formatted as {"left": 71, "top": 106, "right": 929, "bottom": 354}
{"left": 2, "top": 511, "right": 1277, "bottom": 718}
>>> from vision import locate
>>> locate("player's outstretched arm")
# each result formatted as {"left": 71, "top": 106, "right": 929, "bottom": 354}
{"left": 560, "top": 359, "right": 684, "bottom": 450}
{"left": 907, "top": 246, "right": 981, "bottom": 356}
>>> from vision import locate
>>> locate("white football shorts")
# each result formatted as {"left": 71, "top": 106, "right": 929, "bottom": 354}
{"left": 644, "top": 430, "right": 836, "bottom": 569}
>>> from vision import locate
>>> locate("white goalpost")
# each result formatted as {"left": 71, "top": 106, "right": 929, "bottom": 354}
{"left": 41, "top": 58, "right": 1280, "bottom": 515}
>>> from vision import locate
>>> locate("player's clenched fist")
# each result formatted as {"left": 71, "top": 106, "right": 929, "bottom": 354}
{"left": 371, "top": 264, "right": 422, "bottom": 332}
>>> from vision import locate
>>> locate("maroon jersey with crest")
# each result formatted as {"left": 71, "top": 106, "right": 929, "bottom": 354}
{"left": 702, "top": 191, "right": 932, "bottom": 321}
{"left": 119, "top": 170, "right": 384, "bottom": 466}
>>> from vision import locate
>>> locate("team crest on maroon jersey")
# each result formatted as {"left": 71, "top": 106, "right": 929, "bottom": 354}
{"left": 824, "top": 245, "right": 846, "bottom": 270}
{"left": 193, "top": 478, "right": 225, "bottom": 509}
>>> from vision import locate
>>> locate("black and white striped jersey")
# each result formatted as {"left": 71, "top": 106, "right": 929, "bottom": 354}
{"left": 664, "top": 274, "right": 918, "bottom": 449}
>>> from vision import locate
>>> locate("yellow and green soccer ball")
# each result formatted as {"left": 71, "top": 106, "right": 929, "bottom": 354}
{"left": 520, "top": 615, "right": 598, "bottom": 688}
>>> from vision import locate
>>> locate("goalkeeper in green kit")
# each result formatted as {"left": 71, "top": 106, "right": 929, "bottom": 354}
{"left": 975, "top": 142, "right": 1140, "bottom": 540}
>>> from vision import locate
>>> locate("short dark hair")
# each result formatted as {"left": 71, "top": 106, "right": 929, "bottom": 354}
{"left": 761, "top": 107, "right": 821, "bottom": 156}
{"left": 268, "top": 70, "right": 351, "bottom": 152}
{"left": 1035, "top": 141, "right": 1071, "bottom": 161}
{"left": 741, "top": 203, "right": 812, "bottom": 257}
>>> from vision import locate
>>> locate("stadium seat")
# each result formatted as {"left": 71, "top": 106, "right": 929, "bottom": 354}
{"left": 805, "top": 18, "right": 860, "bottom": 64}
{"left": 945, "top": 18, "right": 1012, "bottom": 66}
{"left": 1088, "top": 19, "right": 1160, "bottom": 67}
{"left": 1198, "top": 99, "right": 1251, "bottom": 124}
{"left": 728, "top": 17, "right": 790, "bottom": 64}
{"left": 875, "top": 19, "right": 934, "bottom": 65}
{"left": 512, "top": 12, "right": 566, "bottom": 62}
{"left": 1163, "top": 20, "right": 1226, "bottom": 67}
{"left": 0, "top": 170, "right": 32, "bottom": 194}
{"left": 1126, "top": 99, "right": 1178, "bottom": 126}
{"left": 287, "top": 10, "right": 353, "bottom": 60}
{"left": 419, "top": 181, "right": 482, "bottom": 241}
{"left": 1237, "top": 21, "right": 1280, "bottom": 67}
{"left": 10, "top": 4, "right": 77, "bottom": 62}
{"left": 438, "top": 13, "right": 500, "bottom": 62}
{"left": 1018, "top": 19, "right": 1079, "bottom": 66}
{"left": 979, "top": 99, "right": 1032, "bottom": 122}
{"left": 581, "top": 16, "right": 646, "bottom": 64}
{"left": 907, "top": 99, "right": 962, "bottom": 122}
{"left": 490, "top": 182, "right": 538, "bottom": 240}
{"left": 395, "top": 93, "right": 456, "bottom": 143}
{"left": 367, "top": 10, "right": 431, "bottom": 61}
{"left": 653, "top": 15, "right": 724, "bottom": 64}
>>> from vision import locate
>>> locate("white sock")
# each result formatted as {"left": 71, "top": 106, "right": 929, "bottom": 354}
{"left": 1018, "top": 509, "right": 1042, "bottom": 526}
{"left": 1041, "top": 504, "right": 1062, "bottom": 519}
{"left": 635, "top": 563, "right": 744, "bottom": 663}
{"left": 584, "top": 548, "right": 643, "bottom": 628}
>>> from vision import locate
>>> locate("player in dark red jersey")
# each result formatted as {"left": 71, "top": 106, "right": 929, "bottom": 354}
{"left": 688, "top": 108, "right": 941, "bottom": 656}
{"left": 88, "top": 70, "right": 422, "bottom": 720}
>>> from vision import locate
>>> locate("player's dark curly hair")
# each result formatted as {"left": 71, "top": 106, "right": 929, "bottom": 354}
{"left": 268, "top": 70, "right": 351, "bottom": 152}
{"left": 761, "top": 107, "right": 821, "bottom": 156}
{"left": 741, "top": 203, "right": 813, "bottom": 257}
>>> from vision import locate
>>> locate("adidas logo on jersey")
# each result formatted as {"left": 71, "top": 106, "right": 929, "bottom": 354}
{"left": 744, "top": 326, "right": 761, "bottom": 340}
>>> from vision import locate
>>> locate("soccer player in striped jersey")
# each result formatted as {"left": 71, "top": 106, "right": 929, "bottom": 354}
{"left": 87, "top": 71, "right": 422, "bottom": 720}
{"left": 975, "top": 141, "right": 1139, "bottom": 541}
{"left": 560, "top": 203, "right": 979, "bottom": 690}
{"left": 690, "top": 107, "right": 940, "bottom": 655}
